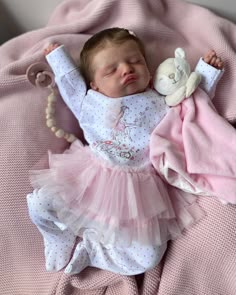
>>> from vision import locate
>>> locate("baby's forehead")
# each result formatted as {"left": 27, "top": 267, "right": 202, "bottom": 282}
{"left": 92, "top": 40, "right": 144, "bottom": 60}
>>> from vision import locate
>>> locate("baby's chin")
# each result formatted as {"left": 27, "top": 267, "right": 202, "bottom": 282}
{"left": 124, "top": 85, "right": 149, "bottom": 96}
{"left": 109, "top": 86, "right": 149, "bottom": 98}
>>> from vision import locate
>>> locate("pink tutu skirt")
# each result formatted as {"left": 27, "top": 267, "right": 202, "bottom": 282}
{"left": 30, "top": 140, "right": 204, "bottom": 246}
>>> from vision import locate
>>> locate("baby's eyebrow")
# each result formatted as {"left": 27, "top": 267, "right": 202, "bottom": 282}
{"left": 103, "top": 64, "right": 115, "bottom": 70}
{"left": 101, "top": 64, "right": 116, "bottom": 73}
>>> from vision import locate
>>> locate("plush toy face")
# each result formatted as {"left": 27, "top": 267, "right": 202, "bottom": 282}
{"left": 153, "top": 49, "right": 191, "bottom": 96}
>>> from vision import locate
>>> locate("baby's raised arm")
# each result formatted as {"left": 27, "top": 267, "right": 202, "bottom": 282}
{"left": 45, "top": 44, "right": 87, "bottom": 121}
{"left": 195, "top": 50, "right": 224, "bottom": 98}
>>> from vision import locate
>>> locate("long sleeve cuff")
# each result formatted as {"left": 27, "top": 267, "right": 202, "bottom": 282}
{"left": 46, "top": 45, "right": 77, "bottom": 77}
{"left": 195, "top": 58, "right": 224, "bottom": 99}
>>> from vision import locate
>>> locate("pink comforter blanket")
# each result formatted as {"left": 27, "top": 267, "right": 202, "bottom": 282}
{"left": 151, "top": 88, "right": 236, "bottom": 204}
{"left": 1, "top": 0, "right": 236, "bottom": 294}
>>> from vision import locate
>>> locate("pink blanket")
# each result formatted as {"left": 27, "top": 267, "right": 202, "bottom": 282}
{"left": 151, "top": 88, "right": 236, "bottom": 204}
{"left": 1, "top": 0, "right": 236, "bottom": 294}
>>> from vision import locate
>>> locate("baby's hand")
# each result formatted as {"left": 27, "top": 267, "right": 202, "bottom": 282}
{"left": 203, "top": 50, "right": 224, "bottom": 70}
{"left": 44, "top": 43, "right": 60, "bottom": 56}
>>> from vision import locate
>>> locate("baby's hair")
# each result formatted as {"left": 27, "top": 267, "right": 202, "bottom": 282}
{"left": 79, "top": 27, "right": 146, "bottom": 87}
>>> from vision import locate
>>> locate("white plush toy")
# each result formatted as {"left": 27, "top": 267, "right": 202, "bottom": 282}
{"left": 154, "top": 48, "right": 202, "bottom": 106}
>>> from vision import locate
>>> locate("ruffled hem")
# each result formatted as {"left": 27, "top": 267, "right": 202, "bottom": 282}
{"left": 30, "top": 140, "right": 204, "bottom": 246}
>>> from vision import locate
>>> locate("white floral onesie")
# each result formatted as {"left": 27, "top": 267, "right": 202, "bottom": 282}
{"left": 46, "top": 45, "right": 169, "bottom": 167}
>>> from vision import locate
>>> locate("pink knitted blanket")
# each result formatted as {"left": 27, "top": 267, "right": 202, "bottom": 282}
{"left": 1, "top": 0, "right": 236, "bottom": 294}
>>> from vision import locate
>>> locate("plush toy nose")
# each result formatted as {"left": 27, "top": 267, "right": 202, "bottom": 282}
{"left": 168, "top": 73, "right": 175, "bottom": 79}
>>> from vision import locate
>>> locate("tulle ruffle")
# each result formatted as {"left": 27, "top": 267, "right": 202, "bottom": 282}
{"left": 30, "top": 140, "right": 204, "bottom": 246}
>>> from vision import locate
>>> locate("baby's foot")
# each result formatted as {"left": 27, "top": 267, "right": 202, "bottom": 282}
{"left": 203, "top": 50, "right": 224, "bottom": 69}
{"left": 64, "top": 242, "right": 90, "bottom": 274}
{"left": 27, "top": 192, "right": 76, "bottom": 272}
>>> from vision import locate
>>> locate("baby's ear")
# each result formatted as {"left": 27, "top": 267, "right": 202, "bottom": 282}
{"left": 149, "top": 76, "right": 153, "bottom": 88}
{"left": 90, "top": 81, "right": 98, "bottom": 91}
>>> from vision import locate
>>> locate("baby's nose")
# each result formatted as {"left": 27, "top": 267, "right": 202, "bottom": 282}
{"left": 121, "top": 63, "right": 133, "bottom": 75}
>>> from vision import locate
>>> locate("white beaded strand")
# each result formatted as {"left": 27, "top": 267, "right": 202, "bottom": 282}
{"left": 46, "top": 87, "right": 77, "bottom": 143}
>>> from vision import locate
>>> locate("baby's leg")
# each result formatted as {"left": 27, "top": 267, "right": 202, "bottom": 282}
{"left": 65, "top": 229, "right": 167, "bottom": 275}
{"left": 27, "top": 188, "right": 77, "bottom": 271}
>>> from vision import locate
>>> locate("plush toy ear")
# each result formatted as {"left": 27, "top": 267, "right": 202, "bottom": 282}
{"left": 175, "top": 48, "right": 186, "bottom": 59}
{"left": 174, "top": 47, "right": 191, "bottom": 78}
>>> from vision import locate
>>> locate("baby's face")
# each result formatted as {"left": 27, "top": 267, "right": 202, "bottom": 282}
{"left": 90, "top": 40, "right": 151, "bottom": 98}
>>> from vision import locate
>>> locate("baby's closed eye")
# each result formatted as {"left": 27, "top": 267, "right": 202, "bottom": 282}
{"left": 105, "top": 68, "right": 117, "bottom": 75}
{"left": 129, "top": 57, "right": 141, "bottom": 64}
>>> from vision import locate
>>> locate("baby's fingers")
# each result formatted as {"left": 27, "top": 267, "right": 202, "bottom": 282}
{"left": 44, "top": 43, "right": 60, "bottom": 56}
{"left": 203, "top": 50, "right": 216, "bottom": 63}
